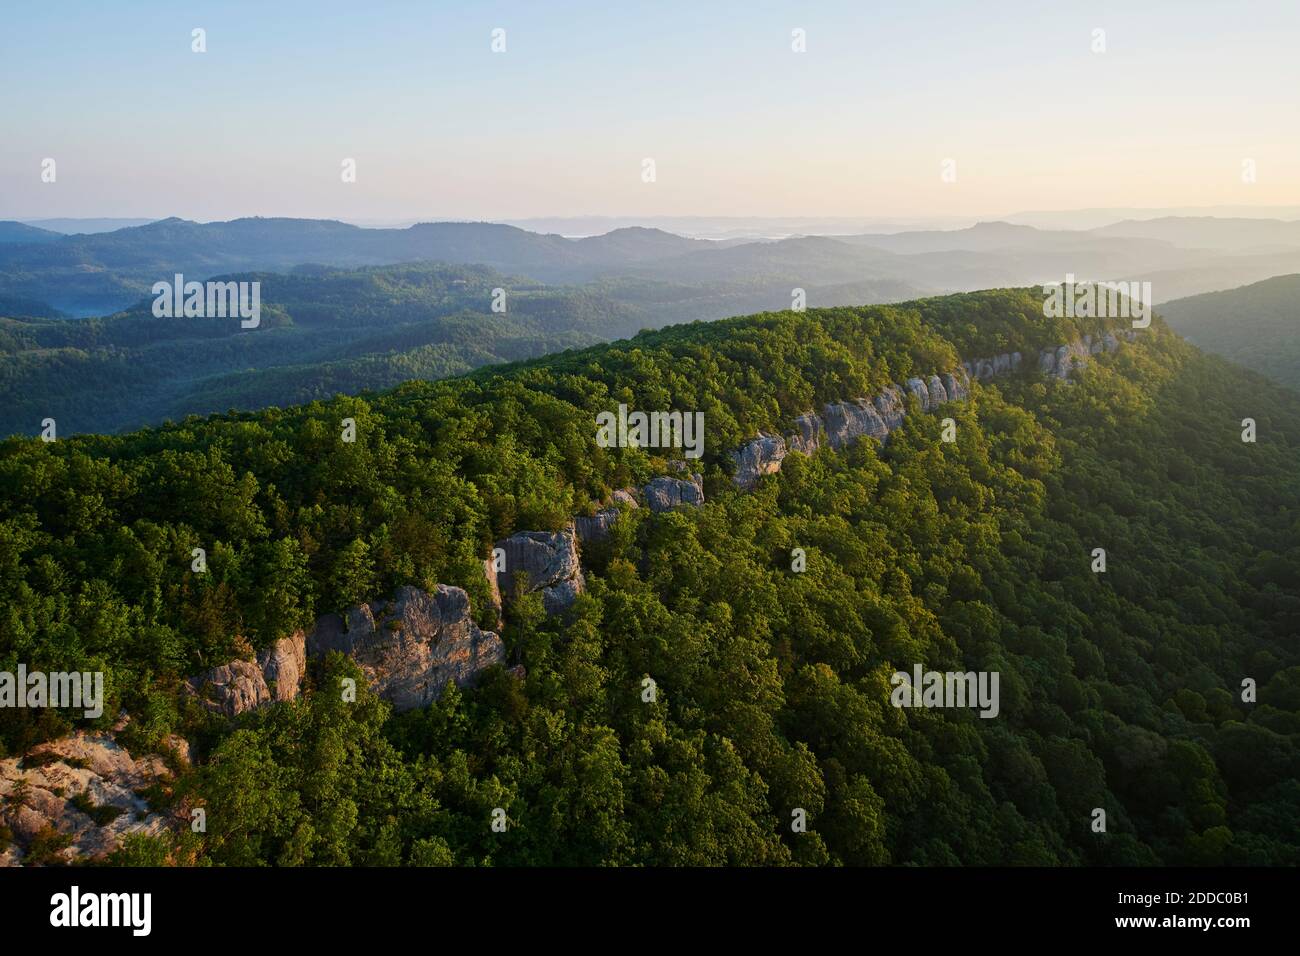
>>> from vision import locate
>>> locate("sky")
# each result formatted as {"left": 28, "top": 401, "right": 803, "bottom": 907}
{"left": 2, "top": 0, "right": 1298, "bottom": 222}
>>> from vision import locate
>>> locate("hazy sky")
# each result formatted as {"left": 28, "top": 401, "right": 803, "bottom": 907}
{"left": 2, "top": 0, "right": 1298, "bottom": 221}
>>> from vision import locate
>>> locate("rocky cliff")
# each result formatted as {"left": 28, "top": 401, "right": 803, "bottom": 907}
{"left": 307, "top": 585, "right": 505, "bottom": 712}
{"left": 187, "top": 632, "right": 307, "bottom": 717}
{"left": 0, "top": 731, "right": 177, "bottom": 866}
{"left": 733, "top": 333, "right": 1132, "bottom": 489}
{"left": 490, "top": 523, "right": 586, "bottom": 615}
{"left": 189, "top": 584, "right": 504, "bottom": 717}
{"left": 642, "top": 473, "right": 705, "bottom": 511}
{"left": 574, "top": 489, "right": 638, "bottom": 544}
{"left": 190, "top": 333, "right": 1139, "bottom": 719}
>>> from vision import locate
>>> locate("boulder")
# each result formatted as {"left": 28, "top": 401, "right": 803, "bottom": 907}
{"left": 0, "top": 732, "right": 172, "bottom": 866}
{"left": 787, "top": 412, "right": 824, "bottom": 455}
{"left": 822, "top": 400, "right": 889, "bottom": 450}
{"left": 926, "top": 374, "right": 948, "bottom": 408}
{"left": 731, "top": 433, "right": 787, "bottom": 490}
{"left": 307, "top": 584, "right": 505, "bottom": 712}
{"left": 494, "top": 523, "right": 586, "bottom": 613}
{"left": 643, "top": 474, "right": 704, "bottom": 512}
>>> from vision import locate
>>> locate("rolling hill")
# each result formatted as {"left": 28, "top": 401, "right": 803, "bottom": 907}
{"left": 3, "top": 215, "right": 1300, "bottom": 318}
{"left": 1160, "top": 274, "right": 1300, "bottom": 389}
{"left": 1, "top": 288, "right": 1297, "bottom": 866}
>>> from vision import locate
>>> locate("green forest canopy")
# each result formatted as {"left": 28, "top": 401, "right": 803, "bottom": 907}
{"left": 1, "top": 288, "right": 1297, "bottom": 866}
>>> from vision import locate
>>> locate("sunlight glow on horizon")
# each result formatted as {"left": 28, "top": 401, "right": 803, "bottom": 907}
{"left": 2, "top": 0, "right": 1298, "bottom": 221}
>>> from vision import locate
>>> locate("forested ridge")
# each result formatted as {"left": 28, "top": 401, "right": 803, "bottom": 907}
{"left": 1, "top": 288, "right": 1297, "bottom": 866}
{"left": 0, "top": 263, "right": 633, "bottom": 437}
{"left": 0, "top": 259, "right": 917, "bottom": 439}
{"left": 1161, "top": 273, "right": 1300, "bottom": 390}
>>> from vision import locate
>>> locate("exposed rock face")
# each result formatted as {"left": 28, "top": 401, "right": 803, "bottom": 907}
{"left": 1040, "top": 339, "right": 1098, "bottom": 379}
{"left": 188, "top": 659, "right": 270, "bottom": 717}
{"left": 824, "top": 399, "right": 889, "bottom": 450}
{"left": 731, "top": 433, "right": 788, "bottom": 489}
{"left": 926, "top": 375, "right": 949, "bottom": 409}
{"left": 726, "top": 333, "right": 1131, "bottom": 490}
{"left": 484, "top": 553, "right": 504, "bottom": 626}
{"left": 611, "top": 488, "right": 638, "bottom": 507}
{"left": 190, "top": 583, "right": 506, "bottom": 717}
{"left": 187, "top": 631, "right": 307, "bottom": 717}
{"left": 964, "top": 351, "right": 1023, "bottom": 381}
{"left": 873, "top": 386, "right": 907, "bottom": 431}
{"left": 574, "top": 489, "right": 639, "bottom": 542}
{"left": 643, "top": 474, "right": 705, "bottom": 512}
{"left": 494, "top": 523, "right": 586, "bottom": 613}
{"left": 259, "top": 633, "right": 307, "bottom": 704}
{"left": 788, "top": 412, "right": 824, "bottom": 455}
{"left": 307, "top": 585, "right": 505, "bottom": 712}
{"left": 968, "top": 334, "right": 1131, "bottom": 384}
{"left": 904, "top": 377, "right": 929, "bottom": 408}
{"left": 942, "top": 371, "right": 969, "bottom": 403}
{"left": 0, "top": 732, "right": 172, "bottom": 866}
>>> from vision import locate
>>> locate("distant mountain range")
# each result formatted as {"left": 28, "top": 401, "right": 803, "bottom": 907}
{"left": 3, "top": 214, "right": 1300, "bottom": 437}
{"left": 3, "top": 214, "right": 1300, "bottom": 318}
{"left": 0, "top": 221, "right": 62, "bottom": 244}
{"left": 0, "top": 262, "right": 631, "bottom": 436}
{"left": 15, "top": 217, "right": 160, "bottom": 235}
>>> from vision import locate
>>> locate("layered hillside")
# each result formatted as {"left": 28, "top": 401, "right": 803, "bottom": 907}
{"left": 1, "top": 288, "right": 1297, "bottom": 866}
{"left": 1160, "top": 274, "right": 1300, "bottom": 389}
{"left": 0, "top": 261, "right": 918, "bottom": 439}
{"left": 0, "top": 263, "right": 626, "bottom": 437}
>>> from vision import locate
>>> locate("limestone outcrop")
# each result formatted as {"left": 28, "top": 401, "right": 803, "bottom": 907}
{"left": 874, "top": 385, "right": 908, "bottom": 431}
{"left": 306, "top": 584, "right": 505, "bottom": 712}
{"left": 492, "top": 523, "right": 586, "bottom": 613}
{"left": 643, "top": 474, "right": 705, "bottom": 511}
{"left": 574, "top": 489, "right": 639, "bottom": 543}
{"left": 729, "top": 333, "right": 1133, "bottom": 489}
{"left": 188, "top": 584, "right": 505, "bottom": 717}
{"left": 731, "top": 434, "right": 788, "bottom": 490}
{"left": 964, "top": 331, "right": 1132, "bottom": 384}
{"left": 787, "top": 413, "right": 822, "bottom": 455}
{"left": 942, "top": 372, "right": 968, "bottom": 403}
{"left": 0, "top": 732, "right": 173, "bottom": 866}
{"left": 185, "top": 332, "right": 1139, "bottom": 721}
{"left": 187, "top": 631, "right": 307, "bottom": 717}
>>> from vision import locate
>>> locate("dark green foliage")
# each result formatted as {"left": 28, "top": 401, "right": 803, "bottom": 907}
{"left": 70, "top": 790, "right": 126, "bottom": 826}
{"left": 1161, "top": 274, "right": 1300, "bottom": 389}
{"left": 1, "top": 289, "right": 1296, "bottom": 865}
{"left": 0, "top": 263, "right": 637, "bottom": 437}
